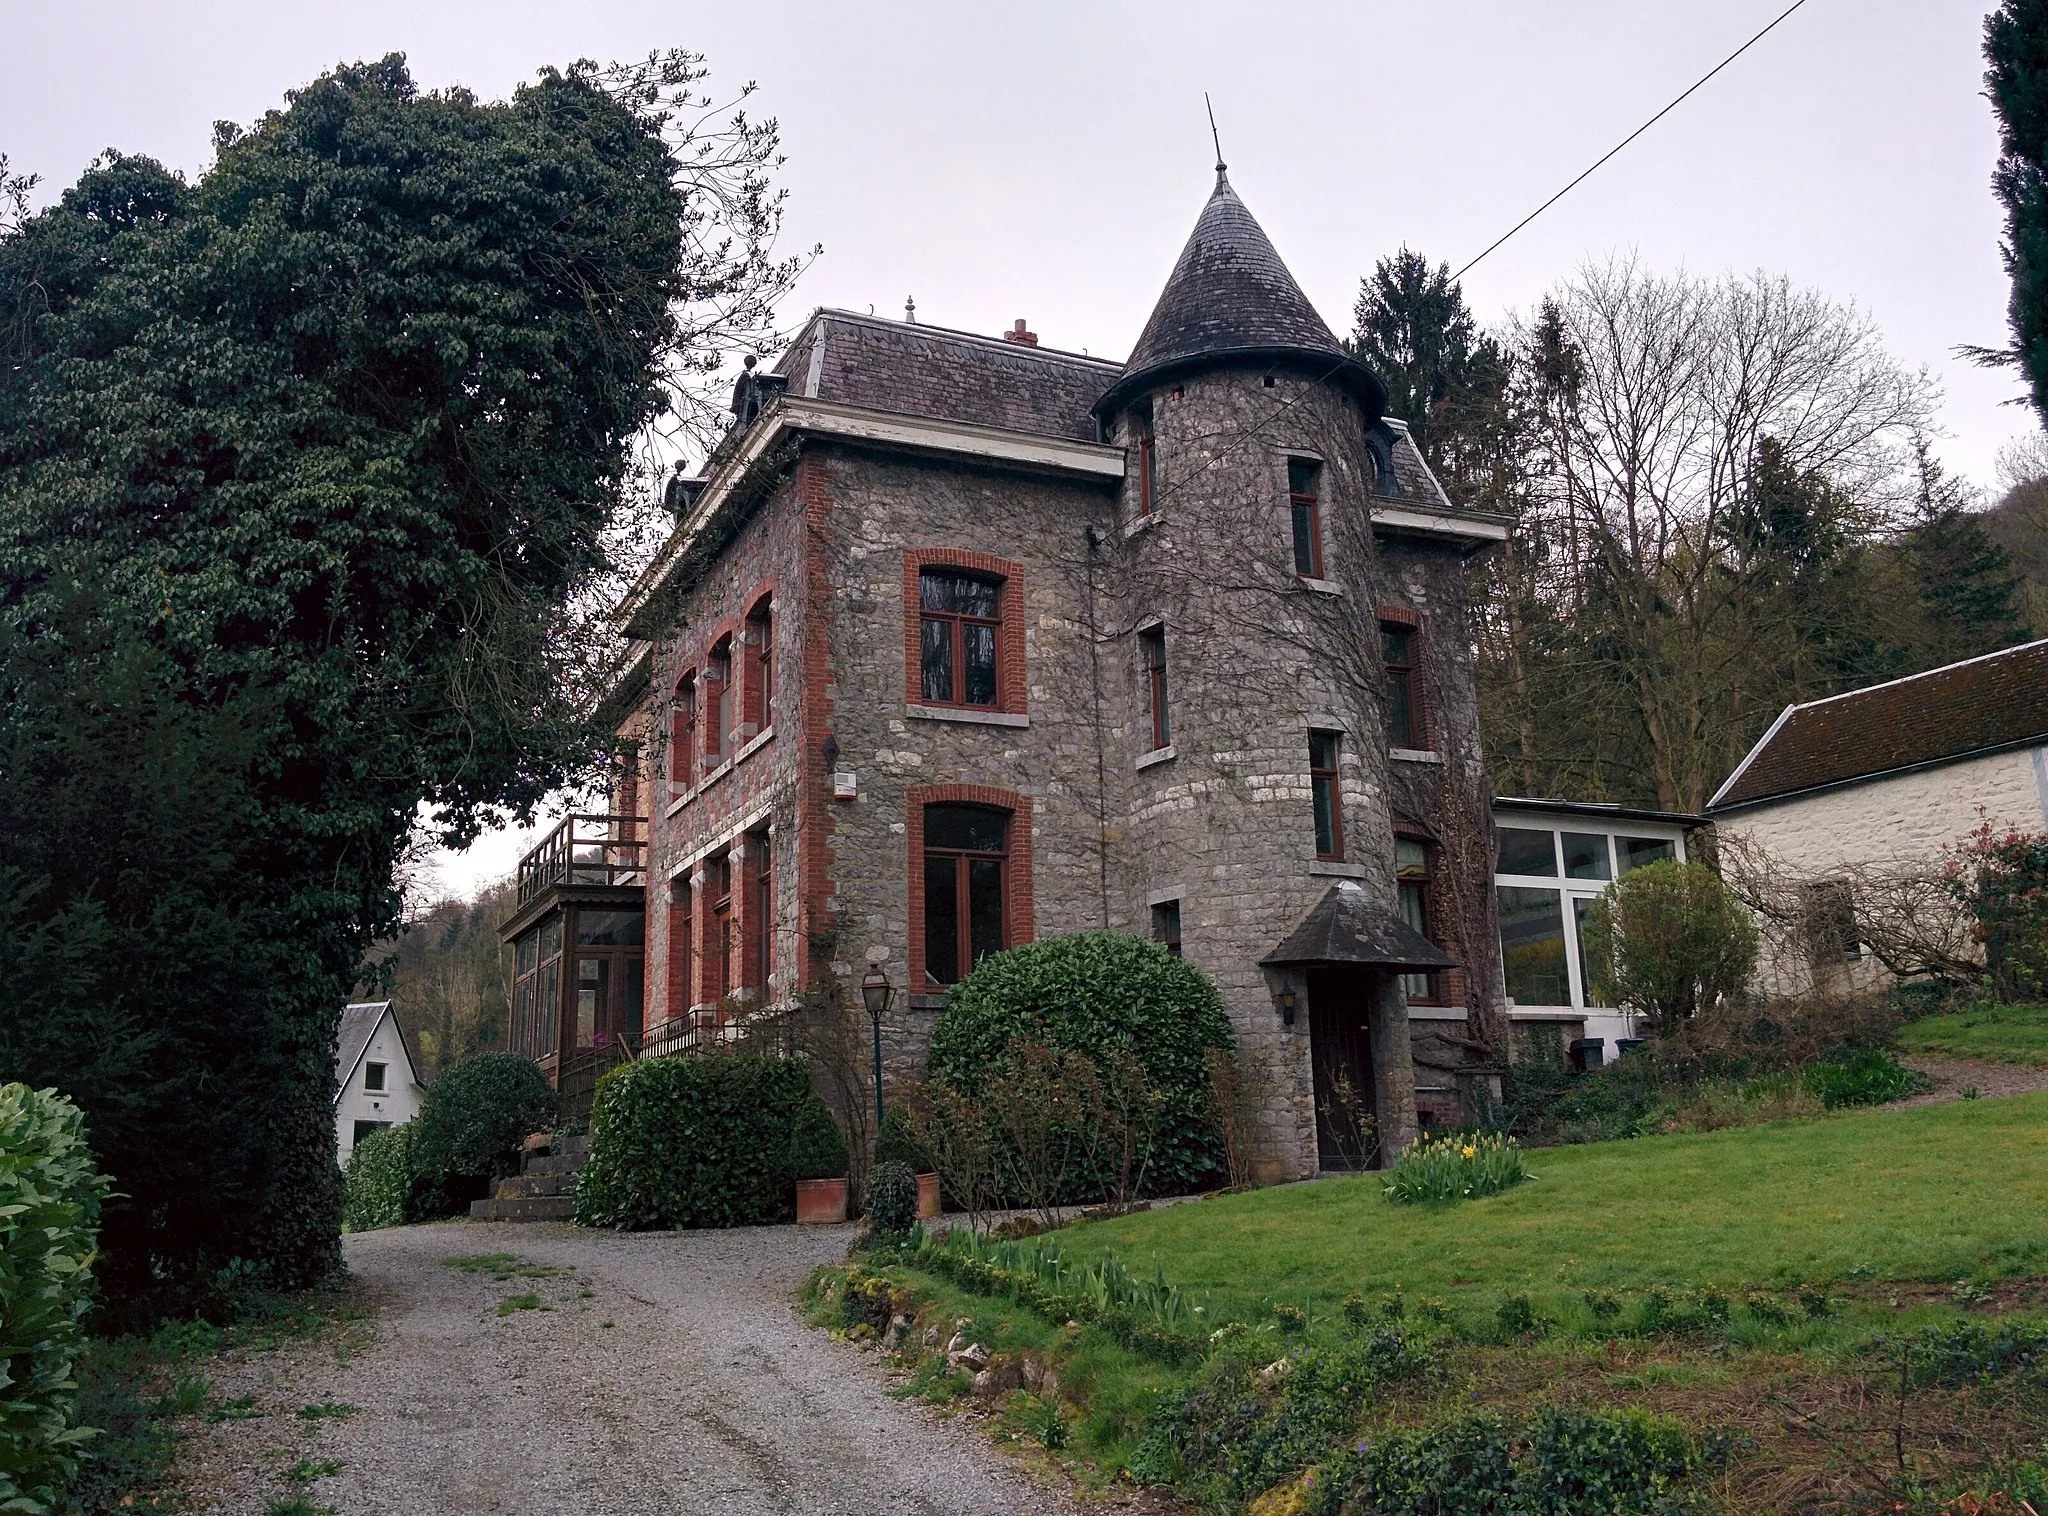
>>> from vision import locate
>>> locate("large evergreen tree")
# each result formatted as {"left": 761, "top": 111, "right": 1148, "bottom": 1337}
{"left": 1987, "top": 0, "right": 2048, "bottom": 422}
{"left": 0, "top": 53, "right": 792, "bottom": 1315}
{"left": 1900, "top": 436, "right": 2032, "bottom": 663}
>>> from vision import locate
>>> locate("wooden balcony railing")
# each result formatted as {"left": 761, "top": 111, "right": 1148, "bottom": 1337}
{"left": 516, "top": 814, "right": 647, "bottom": 907}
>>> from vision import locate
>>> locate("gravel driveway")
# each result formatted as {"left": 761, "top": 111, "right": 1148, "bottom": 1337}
{"left": 177, "top": 1219, "right": 1080, "bottom": 1516}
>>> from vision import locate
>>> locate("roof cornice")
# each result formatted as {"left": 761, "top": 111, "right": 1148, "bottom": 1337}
{"left": 614, "top": 396, "right": 1126, "bottom": 640}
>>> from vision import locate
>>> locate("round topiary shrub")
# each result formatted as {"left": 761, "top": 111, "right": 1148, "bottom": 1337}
{"left": 789, "top": 1094, "right": 850, "bottom": 1181}
{"left": 866, "top": 1159, "right": 919, "bottom": 1234}
{"left": 415, "top": 1052, "right": 555, "bottom": 1201}
{"left": 926, "top": 931, "right": 1234, "bottom": 1195}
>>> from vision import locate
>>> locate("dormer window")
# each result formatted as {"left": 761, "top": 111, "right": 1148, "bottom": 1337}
{"left": 1288, "top": 458, "right": 1323, "bottom": 578}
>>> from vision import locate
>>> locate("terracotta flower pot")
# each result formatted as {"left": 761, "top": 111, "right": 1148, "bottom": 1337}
{"left": 795, "top": 1176, "right": 849, "bottom": 1224}
{"left": 916, "top": 1171, "right": 941, "bottom": 1220}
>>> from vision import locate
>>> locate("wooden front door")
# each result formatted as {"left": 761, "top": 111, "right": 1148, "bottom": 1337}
{"left": 1307, "top": 966, "right": 1381, "bottom": 1171}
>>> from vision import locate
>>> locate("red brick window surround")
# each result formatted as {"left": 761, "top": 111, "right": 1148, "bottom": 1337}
{"left": 1377, "top": 605, "right": 1427, "bottom": 750}
{"left": 903, "top": 550, "right": 1026, "bottom": 714}
{"left": 907, "top": 784, "right": 1034, "bottom": 990}
{"left": 1139, "top": 625, "right": 1170, "bottom": 750}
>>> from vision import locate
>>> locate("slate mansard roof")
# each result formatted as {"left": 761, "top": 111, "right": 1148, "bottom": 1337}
{"left": 773, "top": 311, "right": 1117, "bottom": 443}
{"left": 1708, "top": 637, "right": 2048, "bottom": 812}
{"left": 1095, "top": 168, "right": 1387, "bottom": 421}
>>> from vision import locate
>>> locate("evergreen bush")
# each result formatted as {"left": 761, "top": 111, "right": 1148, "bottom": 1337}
{"left": 873, "top": 1104, "right": 930, "bottom": 1172}
{"left": 0, "top": 1084, "right": 112, "bottom": 1513}
{"left": 865, "top": 1160, "right": 919, "bottom": 1235}
{"left": 342, "top": 1123, "right": 425, "bottom": 1232}
{"left": 576, "top": 1055, "right": 811, "bottom": 1229}
{"left": 788, "top": 1095, "right": 850, "bottom": 1182}
{"left": 926, "top": 932, "right": 1233, "bottom": 1195}
{"left": 414, "top": 1053, "right": 554, "bottom": 1202}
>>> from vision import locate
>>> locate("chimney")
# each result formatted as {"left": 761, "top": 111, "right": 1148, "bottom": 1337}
{"left": 1002, "top": 319, "right": 1038, "bottom": 347}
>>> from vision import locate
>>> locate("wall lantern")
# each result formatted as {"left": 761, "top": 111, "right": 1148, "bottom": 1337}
{"left": 1276, "top": 986, "right": 1297, "bottom": 1027}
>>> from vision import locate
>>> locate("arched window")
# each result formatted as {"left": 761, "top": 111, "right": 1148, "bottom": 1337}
{"left": 921, "top": 804, "right": 1009, "bottom": 986}
{"left": 671, "top": 672, "right": 697, "bottom": 790}
{"left": 705, "top": 636, "right": 733, "bottom": 765}
{"left": 744, "top": 596, "right": 774, "bottom": 732}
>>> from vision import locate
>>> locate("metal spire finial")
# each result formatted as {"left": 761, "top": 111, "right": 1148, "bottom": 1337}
{"left": 1205, "top": 93, "right": 1226, "bottom": 177}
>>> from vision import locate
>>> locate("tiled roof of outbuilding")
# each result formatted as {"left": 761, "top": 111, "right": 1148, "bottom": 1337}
{"left": 774, "top": 311, "right": 1116, "bottom": 443}
{"left": 1707, "top": 638, "right": 2048, "bottom": 811}
{"left": 1095, "top": 168, "right": 1385, "bottom": 420}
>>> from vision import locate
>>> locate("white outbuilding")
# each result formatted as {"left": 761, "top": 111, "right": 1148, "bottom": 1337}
{"left": 334, "top": 1000, "right": 427, "bottom": 1166}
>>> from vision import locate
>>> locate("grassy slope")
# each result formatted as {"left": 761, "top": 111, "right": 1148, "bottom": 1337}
{"left": 1066, "top": 1093, "right": 2048, "bottom": 1323}
{"left": 1898, "top": 1003, "right": 2048, "bottom": 1066}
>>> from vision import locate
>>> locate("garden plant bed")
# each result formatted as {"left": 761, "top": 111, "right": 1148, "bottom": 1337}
{"left": 816, "top": 1093, "right": 2048, "bottom": 1513}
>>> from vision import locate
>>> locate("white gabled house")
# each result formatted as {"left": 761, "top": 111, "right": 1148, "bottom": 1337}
{"left": 1707, "top": 638, "right": 2048, "bottom": 995}
{"left": 334, "top": 1000, "right": 427, "bottom": 1165}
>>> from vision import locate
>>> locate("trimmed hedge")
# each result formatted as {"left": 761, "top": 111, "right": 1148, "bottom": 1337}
{"left": 576, "top": 1055, "right": 812, "bottom": 1229}
{"left": 926, "top": 932, "right": 1234, "bottom": 1195}
{"left": 342, "top": 1122, "right": 423, "bottom": 1232}
{"left": 0, "top": 1084, "right": 112, "bottom": 1513}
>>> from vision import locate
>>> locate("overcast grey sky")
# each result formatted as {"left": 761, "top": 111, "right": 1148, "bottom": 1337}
{"left": 3, "top": 0, "right": 2028, "bottom": 896}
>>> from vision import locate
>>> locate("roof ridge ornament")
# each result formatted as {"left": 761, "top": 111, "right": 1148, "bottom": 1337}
{"left": 1205, "top": 91, "right": 1227, "bottom": 184}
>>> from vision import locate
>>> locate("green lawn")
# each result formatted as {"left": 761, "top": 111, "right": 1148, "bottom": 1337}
{"left": 1898, "top": 1002, "right": 2048, "bottom": 1066}
{"left": 1063, "top": 1092, "right": 2048, "bottom": 1323}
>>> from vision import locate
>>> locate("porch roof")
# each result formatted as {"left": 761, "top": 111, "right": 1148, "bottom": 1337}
{"left": 1260, "top": 882, "right": 1457, "bottom": 970}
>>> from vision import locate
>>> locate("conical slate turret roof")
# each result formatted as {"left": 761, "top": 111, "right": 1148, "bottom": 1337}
{"left": 1096, "top": 167, "right": 1386, "bottom": 419}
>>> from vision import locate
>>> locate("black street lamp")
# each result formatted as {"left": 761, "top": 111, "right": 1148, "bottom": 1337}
{"left": 860, "top": 965, "right": 894, "bottom": 1137}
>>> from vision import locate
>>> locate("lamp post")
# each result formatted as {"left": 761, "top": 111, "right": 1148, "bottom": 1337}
{"left": 860, "top": 966, "right": 893, "bottom": 1138}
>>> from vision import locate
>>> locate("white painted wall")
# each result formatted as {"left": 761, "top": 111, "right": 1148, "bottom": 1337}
{"left": 335, "top": 1013, "right": 427, "bottom": 1166}
{"left": 1716, "top": 743, "right": 2048, "bottom": 993}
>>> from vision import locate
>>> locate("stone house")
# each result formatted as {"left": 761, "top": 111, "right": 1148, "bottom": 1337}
{"left": 524, "top": 166, "right": 1517, "bottom": 1176}
{"left": 1707, "top": 637, "right": 2048, "bottom": 995}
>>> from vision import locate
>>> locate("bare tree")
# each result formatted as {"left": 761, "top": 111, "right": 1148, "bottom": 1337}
{"left": 1508, "top": 260, "right": 1939, "bottom": 812}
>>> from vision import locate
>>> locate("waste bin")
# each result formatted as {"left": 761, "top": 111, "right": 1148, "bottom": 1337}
{"left": 1568, "top": 1037, "right": 1605, "bottom": 1072}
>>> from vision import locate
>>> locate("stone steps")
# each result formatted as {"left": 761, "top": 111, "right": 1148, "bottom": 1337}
{"left": 469, "top": 1132, "right": 587, "bottom": 1223}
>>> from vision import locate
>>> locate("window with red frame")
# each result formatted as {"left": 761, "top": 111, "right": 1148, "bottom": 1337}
{"left": 1289, "top": 458, "right": 1323, "bottom": 578}
{"left": 671, "top": 672, "right": 696, "bottom": 789}
{"left": 1382, "top": 623, "right": 1422, "bottom": 748}
{"left": 744, "top": 598, "right": 773, "bottom": 731}
{"left": 1309, "top": 730, "right": 1344, "bottom": 861}
{"left": 750, "top": 830, "right": 773, "bottom": 990}
{"left": 1139, "top": 625, "right": 1170, "bottom": 750}
{"left": 705, "top": 637, "right": 733, "bottom": 766}
{"left": 922, "top": 804, "right": 1008, "bottom": 986}
{"left": 918, "top": 570, "right": 1002, "bottom": 707}
{"left": 708, "top": 852, "right": 733, "bottom": 1000}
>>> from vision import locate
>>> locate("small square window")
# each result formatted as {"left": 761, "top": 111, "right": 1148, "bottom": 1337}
{"left": 363, "top": 1061, "right": 387, "bottom": 1093}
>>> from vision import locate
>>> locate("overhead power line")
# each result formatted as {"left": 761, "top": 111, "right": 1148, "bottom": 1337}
{"left": 1451, "top": 0, "right": 1813, "bottom": 283}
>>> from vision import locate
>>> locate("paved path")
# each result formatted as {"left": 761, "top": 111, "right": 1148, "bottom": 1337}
{"left": 177, "top": 1219, "right": 1079, "bottom": 1516}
